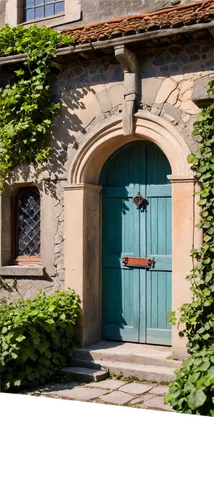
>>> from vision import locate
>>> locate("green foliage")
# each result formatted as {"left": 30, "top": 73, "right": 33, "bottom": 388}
{"left": 165, "top": 346, "right": 214, "bottom": 416}
{"left": 166, "top": 77, "right": 214, "bottom": 416}
{"left": 0, "top": 24, "right": 73, "bottom": 188}
{"left": 0, "top": 289, "right": 81, "bottom": 392}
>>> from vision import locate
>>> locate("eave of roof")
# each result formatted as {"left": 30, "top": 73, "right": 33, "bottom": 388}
{"left": 61, "top": 0, "right": 214, "bottom": 45}
{"left": 0, "top": 0, "right": 213, "bottom": 66}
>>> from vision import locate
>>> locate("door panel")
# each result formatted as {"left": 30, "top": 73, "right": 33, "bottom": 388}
{"left": 101, "top": 141, "right": 172, "bottom": 345}
{"left": 145, "top": 185, "right": 172, "bottom": 344}
{"left": 146, "top": 271, "right": 172, "bottom": 345}
{"left": 102, "top": 186, "right": 140, "bottom": 342}
{"left": 102, "top": 267, "right": 139, "bottom": 341}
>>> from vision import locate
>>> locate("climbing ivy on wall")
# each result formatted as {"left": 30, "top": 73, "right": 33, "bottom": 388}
{"left": 0, "top": 24, "right": 73, "bottom": 188}
{"left": 171, "top": 77, "right": 214, "bottom": 355}
{"left": 165, "top": 77, "right": 214, "bottom": 416}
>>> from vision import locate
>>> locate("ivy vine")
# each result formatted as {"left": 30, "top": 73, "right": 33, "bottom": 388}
{"left": 0, "top": 24, "right": 73, "bottom": 188}
{"left": 165, "top": 78, "right": 214, "bottom": 415}
{"left": 170, "top": 77, "right": 214, "bottom": 354}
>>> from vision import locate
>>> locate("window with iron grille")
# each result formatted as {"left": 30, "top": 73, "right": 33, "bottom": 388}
{"left": 24, "top": 0, "right": 65, "bottom": 22}
{"left": 15, "top": 187, "right": 41, "bottom": 261}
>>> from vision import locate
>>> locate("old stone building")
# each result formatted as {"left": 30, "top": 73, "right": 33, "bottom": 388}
{"left": 0, "top": 0, "right": 213, "bottom": 361}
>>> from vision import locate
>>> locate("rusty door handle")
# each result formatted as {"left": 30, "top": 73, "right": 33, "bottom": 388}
{"left": 122, "top": 257, "right": 155, "bottom": 268}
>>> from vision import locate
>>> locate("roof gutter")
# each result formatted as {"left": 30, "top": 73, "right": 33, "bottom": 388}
{"left": 0, "top": 20, "right": 213, "bottom": 66}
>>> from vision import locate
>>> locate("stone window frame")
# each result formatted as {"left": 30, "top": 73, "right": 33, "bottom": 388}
{"left": 0, "top": 182, "right": 45, "bottom": 277}
{"left": 5, "top": 0, "right": 81, "bottom": 28}
{"left": 13, "top": 185, "right": 41, "bottom": 266}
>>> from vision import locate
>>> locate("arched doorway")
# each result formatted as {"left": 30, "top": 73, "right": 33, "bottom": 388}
{"left": 65, "top": 111, "right": 199, "bottom": 358}
{"left": 100, "top": 141, "right": 172, "bottom": 345}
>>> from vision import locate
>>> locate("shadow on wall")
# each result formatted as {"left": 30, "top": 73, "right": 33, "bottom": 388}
{"left": 48, "top": 54, "right": 123, "bottom": 187}
{"left": 139, "top": 40, "right": 214, "bottom": 79}
{"left": 1, "top": 40, "right": 212, "bottom": 198}
{"left": 0, "top": 53, "right": 122, "bottom": 199}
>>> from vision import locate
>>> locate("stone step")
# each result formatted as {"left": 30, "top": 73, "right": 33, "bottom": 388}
{"left": 71, "top": 358, "right": 103, "bottom": 370}
{"left": 70, "top": 358, "right": 177, "bottom": 383}
{"left": 61, "top": 366, "right": 109, "bottom": 383}
{"left": 72, "top": 342, "right": 182, "bottom": 369}
{"left": 89, "top": 360, "right": 176, "bottom": 383}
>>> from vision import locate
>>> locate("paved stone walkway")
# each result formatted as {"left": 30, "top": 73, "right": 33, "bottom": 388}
{"left": 28, "top": 378, "right": 173, "bottom": 412}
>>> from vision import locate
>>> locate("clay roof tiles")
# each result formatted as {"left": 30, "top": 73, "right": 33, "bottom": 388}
{"left": 62, "top": 0, "right": 214, "bottom": 45}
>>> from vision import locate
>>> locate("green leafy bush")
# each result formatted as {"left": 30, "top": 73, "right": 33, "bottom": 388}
{"left": 0, "top": 289, "right": 81, "bottom": 392}
{"left": 165, "top": 346, "right": 214, "bottom": 416}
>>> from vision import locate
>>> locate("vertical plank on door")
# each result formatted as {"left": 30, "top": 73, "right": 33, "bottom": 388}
{"left": 101, "top": 142, "right": 141, "bottom": 342}
{"left": 145, "top": 142, "right": 172, "bottom": 345}
{"left": 138, "top": 142, "right": 147, "bottom": 343}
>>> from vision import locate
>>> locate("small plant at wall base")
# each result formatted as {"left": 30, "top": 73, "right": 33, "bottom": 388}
{"left": 0, "top": 24, "right": 73, "bottom": 188}
{"left": 0, "top": 289, "right": 81, "bottom": 392}
{"left": 165, "top": 77, "right": 214, "bottom": 416}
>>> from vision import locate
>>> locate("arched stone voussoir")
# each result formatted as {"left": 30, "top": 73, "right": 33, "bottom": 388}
{"left": 68, "top": 110, "right": 192, "bottom": 185}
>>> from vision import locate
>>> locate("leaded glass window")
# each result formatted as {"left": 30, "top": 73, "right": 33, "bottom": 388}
{"left": 24, "top": 1, "right": 65, "bottom": 22}
{"left": 17, "top": 187, "right": 41, "bottom": 257}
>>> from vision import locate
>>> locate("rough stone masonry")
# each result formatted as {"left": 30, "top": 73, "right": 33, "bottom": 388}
{"left": 0, "top": 37, "right": 213, "bottom": 301}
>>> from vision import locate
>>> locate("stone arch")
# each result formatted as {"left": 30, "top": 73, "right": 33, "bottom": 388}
{"left": 68, "top": 110, "right": 192, "bottom": 185}
{"left": 65, "top": 110, "right": 199, "bottom": 359}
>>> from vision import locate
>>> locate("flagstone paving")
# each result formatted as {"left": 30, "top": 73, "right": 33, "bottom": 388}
{"left": 130, "top": 394, "right": 156, "bottom": 405}
{"left": 52, "top": 386, "right": 108, "bottom": 401}
{"left": 142, "top": 396, "right": 172, "bottom": 412}
{"left": 149, "top": 385, "right": 169, "bottom": 396}
{"left": 99, "top": 390, "right": 134, "bottom": 405}
{"left": 87, "top": 379, "right": 127, "bottom": 390}
{"left": 28, "top": 378, "right": 174, "bottom": 412}
{"left": 120, "top": 382, "right": 154, "bottom": 395}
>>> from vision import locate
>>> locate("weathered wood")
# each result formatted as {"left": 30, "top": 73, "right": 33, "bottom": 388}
{"left": 101, "top": 140, "right": 172, "bottom": 346}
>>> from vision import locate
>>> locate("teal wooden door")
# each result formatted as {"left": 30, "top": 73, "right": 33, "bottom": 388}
{"left": 101, "top": 141, "right": 172, "bottom": 345}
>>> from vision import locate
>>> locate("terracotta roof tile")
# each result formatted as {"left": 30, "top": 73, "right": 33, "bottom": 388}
{"left": 62, "top": 0, "right": 214, "bottom": 45}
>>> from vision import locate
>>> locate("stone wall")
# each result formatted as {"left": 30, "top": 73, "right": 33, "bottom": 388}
{"left": 0, "top": 38, "right": 213, "bottom": 301}
{"left": 0, "top": 53, "right": 123, "bottom": 300}
{"left": 0, "top": 0, "right": 6, "bottom": 27}
{"left": 139, "top": 41, "right": 214, "bottom": 152}
{"left": 54, "top": 54, "right": 123, "bottom": 159}
{"left": 0, "top": 177, "right": 65, "bottom": 301}
{"left": 56, "top": 39, "right": 213, "bottom": 168}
